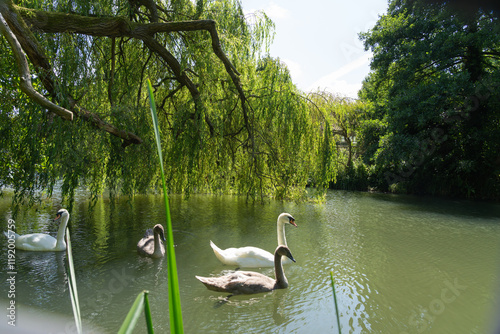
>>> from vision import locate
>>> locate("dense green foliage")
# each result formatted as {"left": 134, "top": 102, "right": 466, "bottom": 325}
{"left": 307, "top": 92, "right": 369, "bottom": 191}
{"left": 0, "top": 0, "right": 337, "bottom": 209}
{"left": 2, "top": 0, "right": 498, "bottom": 206}
{"left": 358, "top": 0, "right": 500, "bottom": 198}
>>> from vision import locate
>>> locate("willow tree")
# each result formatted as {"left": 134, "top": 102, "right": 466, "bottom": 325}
{"left": 0, "top": 0, "right": 336, "bottom": 208}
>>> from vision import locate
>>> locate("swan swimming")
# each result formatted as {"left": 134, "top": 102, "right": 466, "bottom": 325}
{"left": 196, "top": 245, "right": 296, "bottom": 295}
{"left": 137, "top": 224, "right": 166, "bottom": 258}
{"left": 210, "top": 212, "right": 297, "bottom": 268}
{"left": 4, "top": 209, "right": 70, "bottom": 251}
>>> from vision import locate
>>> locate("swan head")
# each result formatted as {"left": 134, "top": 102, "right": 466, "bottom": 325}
{"left": 278, "top": 213, "right": 297, "bottom": 227}
{"left": 275, "top": 245, "right": 296, "bottom": 263}
{"left": 54, "top": 209, "right": 69, "bottom": 222}
{"left": 153, "top": 224, "right": 166, "bottom": 242}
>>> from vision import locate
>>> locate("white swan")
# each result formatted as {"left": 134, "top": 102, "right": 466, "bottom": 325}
{"left": 4, "top": 209, "right": 69, "bottom": 251}
{"left": 137, "top": 224, "right": 166, "bottom": 258}
{"left": 210, "top": 212, "right": 297, "bottom": 268}
{"left": 196, "top": 245, "right": 296, "bottom": 295}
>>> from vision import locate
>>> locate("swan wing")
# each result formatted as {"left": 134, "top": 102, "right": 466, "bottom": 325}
{"left": 15, "top": 233, "right": 57, "bottom": 251}
{"left": 224, "top": 275, "right": 273, "bottom": 294}
{"left": 137, "top": 236, "right": 154, "bottom": 256}
{"left": 142, "top": 228, "right": 154, "bottom": 238}
{"left": 233, "top": 247, "right": 274, "bottom": 267}
{"left": 210, "top": 241, "right": 274, "bottom": 267}
{"left": 196, "top": 271, "right": 274, "bottom": 294}
{"left": 4, "top": 231, "right": 21, "bottom": 239}
{"left": 137, "top": 235, "right": 165, "bottom": 258}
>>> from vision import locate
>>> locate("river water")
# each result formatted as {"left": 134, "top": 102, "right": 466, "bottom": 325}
{"left": 1, "top": 190, "right": 499, "bottom": 333}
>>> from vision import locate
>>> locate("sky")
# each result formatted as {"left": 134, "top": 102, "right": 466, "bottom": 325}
{"left": 240, "top": 0, "right": 389, "bottom": 98}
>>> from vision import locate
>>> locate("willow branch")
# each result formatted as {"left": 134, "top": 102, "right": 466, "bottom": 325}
{"left": 108, "top": 37, "right": 116, "bottom": 107}
{"left": 0, "top": 12, "right": 73, "bottom": 120}
{"left": 8, "top": 4, "right": 254, "bottom": 146}
{"left": 0, "top": 1, "right": 142, "bottom": 146}
{"left": 18, "top": 7, "right": 250, "bottom": 142}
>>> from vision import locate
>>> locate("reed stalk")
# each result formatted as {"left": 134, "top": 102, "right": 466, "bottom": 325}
{"left": 65, "top": 227, "right": 82, "bottom": 334}
{"left": 330, "top": 271, "right": 342, "bottom": 334}
{"left": 118, "top": 291, "right": 154, "bottom": 334}
{"left": 147, "top": 79, "right": 184, "bottom": 333}
{"left": 143, "top": 291, "right": 154, "bottom": 333}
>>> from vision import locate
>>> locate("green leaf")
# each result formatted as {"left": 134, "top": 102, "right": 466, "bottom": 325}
{"left": 330, "top": 271, "right": 342, "bottom": 334}
{"left": 65, "top": 227, "right": 82, "bottom": 334}
{"left": 147, "top": 79, "right": 184, "bottom": 333}
{"left": 118, "top": 291, "right": 146, "bottom": 334}
{"left": 144, "top": 291, "right": 154, "bottom": 334}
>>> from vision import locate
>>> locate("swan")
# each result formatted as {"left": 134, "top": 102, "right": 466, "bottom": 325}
{"left": 137, "top": 224, "right": 166, "bottom": 258}
{"left": 210, "top": 212, "right": 297, "bottom": 268}
{"left": 196, "top": 245, "right": 296, "bottom": 295}
{"left": 3, "top": 209, "right": 69, "bottom": 251}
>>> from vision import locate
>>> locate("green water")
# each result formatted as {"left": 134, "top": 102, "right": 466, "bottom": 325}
{"left": 1, "top": 191, "right": 499, "bottom": 333}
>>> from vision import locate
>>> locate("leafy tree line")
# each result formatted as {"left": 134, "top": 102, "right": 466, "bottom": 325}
{"left": 1, "top": 0, "right": 498, "bottom": 209}
{"left": 315, "top": 0, "right": 500, "bottom": 200}
{"left": 0, "top": 0, "right": 339, "bottom": 209}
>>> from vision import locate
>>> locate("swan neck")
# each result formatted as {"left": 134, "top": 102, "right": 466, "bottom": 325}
{"left": 277, "top": 220, "right": 287, "bottom": 246}
{"left": 153, "top": 231, "right": 162, "bottom": 257}
{"left": 56, "top": 214, "right": 69, "bottom": 247}
{"left": 274, "top": 251, "right": 288, "bottom": 288}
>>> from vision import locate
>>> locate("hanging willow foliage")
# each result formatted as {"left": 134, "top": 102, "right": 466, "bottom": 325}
{"left": 0, "top": 0, "right": 337, "bottom": 211}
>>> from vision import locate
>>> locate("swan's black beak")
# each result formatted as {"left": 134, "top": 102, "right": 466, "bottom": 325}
{"left": 288, "top": 253, "right": 296, "bottom": 263}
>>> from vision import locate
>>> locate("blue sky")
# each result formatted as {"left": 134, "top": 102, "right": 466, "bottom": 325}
{"left": 241, "top": 0, "right": 389, "bottom": 98}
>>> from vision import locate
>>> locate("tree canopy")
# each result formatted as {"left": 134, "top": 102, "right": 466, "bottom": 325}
{"left": 359, "top": 0, "right": 500, "bottom": 198}
{"left": 3, "top": 0, "right": 498, "bottom": 207}
{"left": 0, "top": 0, "right": 337, "bottom": 208}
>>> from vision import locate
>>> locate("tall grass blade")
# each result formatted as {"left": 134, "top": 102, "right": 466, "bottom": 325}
{"left": 330, "top": 271, "right": 342, "bottom": 334}
{"left": 144, "top": 291, "right": 154, "bottom": 333}
{"left": 118, "top": 291, "right": 146, "bottom": 334}
{"left": 147, "top": 79, "right": 184, "bottom": 333}
{"left": 65, "top": 227, "right": 82, "bottom": 334}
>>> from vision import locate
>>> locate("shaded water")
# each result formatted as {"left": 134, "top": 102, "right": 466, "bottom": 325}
{"left": 1, "top": 191, "right": 500, "bottom": 333}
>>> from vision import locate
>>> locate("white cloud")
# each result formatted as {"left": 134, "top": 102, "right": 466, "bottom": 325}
{"left": 309, "top": 53, "right": 370, "bottom": 88}
{"left": 264, "top": 2, "right": 290, "bottom": 20}
{"left": 318, "top": 80, "right": 363, "bottom": 99}
{"left": 243, "top": 2, "right": 290, "bottom": 20}
{"left": 280, "top": 58, "right": 302, "bottom": 82}
{"left": 307, "top": 53, "right": 372, "bottom": 98}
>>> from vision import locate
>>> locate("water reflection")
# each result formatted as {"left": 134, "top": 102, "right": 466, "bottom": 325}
{"left": 15, "top": 251, "right": 68, "bottom": 308}
{"left": 0, "top": 191, "right": 499, "bottom": 333}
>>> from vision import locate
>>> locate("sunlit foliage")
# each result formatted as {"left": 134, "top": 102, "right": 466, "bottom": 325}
{"left": 0, "top": 0, "right": 338, "bottom": 210}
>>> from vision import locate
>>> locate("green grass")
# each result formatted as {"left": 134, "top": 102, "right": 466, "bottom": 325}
{"left": 147, "top": 79, "right": 184, "bottom": 333}
{"left": 330, "top": 271, "right": 342, "bottom": 334}
{"left": 118, "top": 291, "right": 154, "bottom": 334}
{"left": 65, "top": 227, "right": 82, "bottom": 334}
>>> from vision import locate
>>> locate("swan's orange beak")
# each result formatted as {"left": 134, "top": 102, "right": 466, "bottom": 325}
{"left": 290, "top": 218, "right": 297, "bottom": 227}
